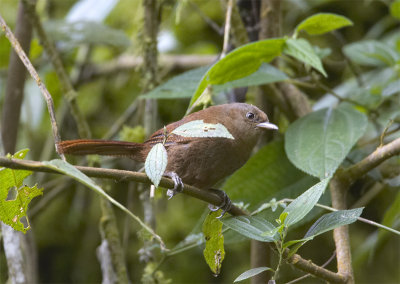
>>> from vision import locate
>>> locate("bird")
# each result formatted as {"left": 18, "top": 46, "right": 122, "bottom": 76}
{"left": 57, "top": 103, "right": 278, "bottom": 216}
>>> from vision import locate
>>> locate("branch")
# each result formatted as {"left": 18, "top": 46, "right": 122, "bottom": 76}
{"left": 339, "top": 137, "right": 400, "bottom": 185}
{"left": 76, "top": 54, "right": 217, "bottom": 86}
{"left": 0, "top": 157, "right": 247, "bottom": 217}
{"left": 286, "top": 253, "right": 346, "bottom": 283}
{"left": 21, "top": 0, "right": 92, "bottom": 140}
{"left": 0, "top": 12, "right": 63, "bottom": 159}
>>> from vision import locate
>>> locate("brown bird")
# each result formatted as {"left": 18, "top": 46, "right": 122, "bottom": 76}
{"left": 58, "top": 103, "right": 278, "bottom": 216}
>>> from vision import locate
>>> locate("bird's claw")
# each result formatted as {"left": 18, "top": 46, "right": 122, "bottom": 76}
{"left": 208, "top": 189, "right": 232, "bottom": 219}
{"left": 164, "top": 171, "right": 184, "bottom": 200}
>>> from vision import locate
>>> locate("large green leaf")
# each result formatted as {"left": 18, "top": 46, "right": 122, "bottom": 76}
{"left": 295, "top": 13, "right": 353, "bottom": 36}
{"left": 283, "top": 178, "right": 329, "bottom": 226}
{"left": 143, "top": 64, "right": 288, "bottom": 100}
{"left": 223, "top": 141, "right": 309, "bottom": 208}
{"left": 285, "top": 104, "right": 368, "bottom": 179}
{"left": 343, "top": 40, "right": 399, "bottom": 67}
{"left": 283, "top": 38, "right": 327, "bottom": 77}
{"left": 44, "top": 20, "right": 131, "bottom": 47}
{"left": 144, "top": 66, "right": 209, "bottom": 99}
{"left": 304, "top": 208, "right": 363, "bottom": 239}
{"left": 189, "top": 38, "right": 286, "bottom": 108}
{"left": 222, "top": 216, "right": 278, "bottom": 242}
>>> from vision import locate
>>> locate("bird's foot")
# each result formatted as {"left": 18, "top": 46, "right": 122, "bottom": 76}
{"left": 164, "top": 171, "right": 184, "bottom": 200}
{"left": 207, "top": 189, "right": 232, "bottom": 219}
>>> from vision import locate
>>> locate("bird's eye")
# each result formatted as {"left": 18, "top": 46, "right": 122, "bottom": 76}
{"left": 246, "top": 112, "right": 255, "bottom": 120}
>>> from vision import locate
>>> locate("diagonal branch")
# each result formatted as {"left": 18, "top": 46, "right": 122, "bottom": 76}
{"left": 0, "top": 13, "right": 63, "bottom": 159}
{"left": 0, "top": 156, "right": 247, "bottom": 217}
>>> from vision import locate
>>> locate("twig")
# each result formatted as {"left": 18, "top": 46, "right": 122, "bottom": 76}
{"left": 340, "top": 137, "right": 400, "bottom": 185}
{"left": 286, "top": 252, "right": 346, "bottom": 283}
{"left": 0, "top": 156, "right": 248, "bottom": 217}
{"left": 221, "top": 0, "right": 233, "bottom": 58}
{"left": 0, "top": 13, "right": 64, "bottom": 160}
{"left": 21, "top": 0, "right": 92, "bottom": 140}
{"left": 285, "top": 251, "right": 336, "bottom": 284}
{"left": 189, "top": 2, "right": 222, "bottom": 35}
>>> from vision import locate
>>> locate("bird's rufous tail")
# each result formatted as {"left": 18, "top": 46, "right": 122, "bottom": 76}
{"left": 57, "top": 139, "right": 144, "bottom": 159}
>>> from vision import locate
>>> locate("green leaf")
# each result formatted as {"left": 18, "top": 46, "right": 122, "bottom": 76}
{"left": 145, "top": 143, "right": 168, "bottom": 188}
{"left": 295, "top": 13, "right": 353, "bottom": 36}
{"left": 304, "top": 208, "right": 363, "bottom": 239}
{"left": 0, "top": 149, "right": 42, "bottom": 233}
{"left": 222, "top": 216, "right": 278, "bottom": 242}
{"left": 234, "top": 267, "right": 273, "bottom": 282}
{"left": 223, "top": 141, "right": 313, "bottom": 209}
{"left": 171, "top": 120, "right": 234, "bottom": 139}
{"left": 44, "top": 20, "right": 131, "bottom": 48}
{"left": 202, "top": 211, "right": 225, "bottom": 275}
{"left": 343, "top": 40, "right": 399, "bottom": 67}
{"left": 189, "top": 38, "right": 286, "bottom": 108}
{"left": 283, "top": 178, "right": 330, "bottom": 227}
{"left": 143, "top": 66, "right": 210, "bottom": 99}
{"left": 285, "top": 104, "right": 368, "bottom": 179}
{"left": 390, "top": 0, "right": 400, "bottom": 19}
{"left": 42, "top": 159, "right": 165, "bottom": 248}
{"left": 143, "top": 64, "right": 288, "bottom": 100}
{"left": 213, "top": 63, "right": 289, "bottom": 92}
{"left": 284, "top": 38, "right": 327, "bottom": 77}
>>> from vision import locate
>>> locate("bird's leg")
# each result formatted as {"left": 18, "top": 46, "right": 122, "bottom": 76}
{"left": 164, "top": 171, "right": 184, "bottom": 200}
{"left": 207, "top": 188, "right": 232, "bottom": 219}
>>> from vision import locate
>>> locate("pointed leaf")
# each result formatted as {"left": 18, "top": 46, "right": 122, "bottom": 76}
{"left": 295, "top": 13, "right": 353, "bottom": 35}
{"left": 145, "top": 143, "right": 168, "bottom": 187}
{"left": 283, "top": 178, "right": 330, "bottom": 226}
{"left": 222, "top": 216, "right": 278, "bottom": 242}
{"left": 143, "top": 64, "right": 288, "bottom": 99}
{"left": 304, "top": 208, "right": 363, "bottom": 239}
{"left": 189, "top": 38, "right": 286, "bottom": 108}
{"left": 202, "top": 211, "right": 225, "bottom": 275}
{"left": 172, "top": 120, "right": 234, "bottom": 139}
{"left": 284, "top": 38, "right": 327, "bottom": 77}
{"left": 285, "top": 104, "right": 368, "bottom": 179}
{"left": 234, "top": 267, "right": 273, "bottom": 282}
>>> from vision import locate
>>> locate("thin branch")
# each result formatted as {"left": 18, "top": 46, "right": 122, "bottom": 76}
{"left": 0, "top": 13, "right": 64, "bottom": 160}
{"left": 76, "top": 54, "right": 217, "bottom": 86}
{"left": 21, "top": 0, "right": 92, "bottom": 140}
{"left": 340, "top": 137, "right": 400, "bottom": 185}
{"left": 285, "top": 251, "right": 336, "bottom": 284}
{"left": 0, "top": 156, "right": 248, "bottom": 217}
{"left": 286, "top": 252, "right": 346, "bottom": 283}
{"left": 221, "top": 0, "right": 233, "bottom": 58}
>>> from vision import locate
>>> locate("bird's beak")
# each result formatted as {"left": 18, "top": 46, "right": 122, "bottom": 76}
{"left": 257, "top": 121, "right": 279, "bottom": 130}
